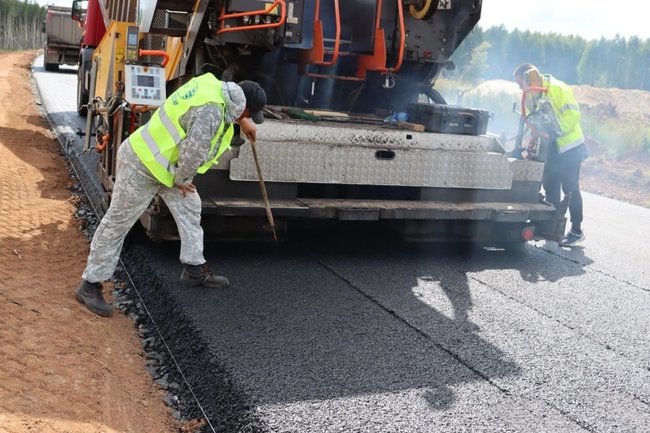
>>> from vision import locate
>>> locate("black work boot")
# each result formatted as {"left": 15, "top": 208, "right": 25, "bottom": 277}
{"left": 180, "top": 264, "right": 230, "bottom": 289}
{"left": 75, "top": 280, "right": 114, "bottom": 317}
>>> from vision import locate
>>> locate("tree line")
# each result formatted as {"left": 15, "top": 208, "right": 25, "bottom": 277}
{"left": 450, "top": 24, "right": 650, "bottom": 90}
{"left": 0, "top": 0, "right": 46, "bottom": 50}
{"left": 3, "top": 1, "right": 650, "bottom": 91}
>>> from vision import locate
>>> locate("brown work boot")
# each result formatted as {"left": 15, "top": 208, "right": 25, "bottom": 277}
{"left": 180, "top": 264, "right": 230, "bottom": 289}
{"left": 75, "top": 280, "right": 114, "bottom": 317}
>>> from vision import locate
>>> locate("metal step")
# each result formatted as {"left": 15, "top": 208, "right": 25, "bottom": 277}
{"left": 204, "top": 197, "right": 557, "bottom": 222}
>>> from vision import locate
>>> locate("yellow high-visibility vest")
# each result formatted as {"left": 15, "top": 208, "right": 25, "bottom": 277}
{"left": 129, "top": 73, "right": 235, "bottom": 187}
{"left": 543, "top": 75, "right": 584, "bottom": 153}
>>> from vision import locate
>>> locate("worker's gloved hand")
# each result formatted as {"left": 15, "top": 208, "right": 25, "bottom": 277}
{"left": 238, "top": 117, "right": 257, "bottom": 144}
{"left": 175, "top": 182, "right": 196, "bottom": 197}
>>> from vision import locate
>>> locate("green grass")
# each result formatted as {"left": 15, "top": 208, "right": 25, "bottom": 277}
{"left": 581, "top": 114, "right": 650, "bottom": 158}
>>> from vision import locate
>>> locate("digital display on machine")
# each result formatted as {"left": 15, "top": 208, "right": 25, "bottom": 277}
{"left": 127, "top": 32, "right": 138, "bottom": 45}
{"left": 137, "top": 75, "right": 155, "bottom": 88}
{"left": 125, "top": 65, "right": 166, "bottom": 106}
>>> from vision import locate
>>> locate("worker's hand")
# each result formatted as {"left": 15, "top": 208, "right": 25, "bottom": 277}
{"left": 175, "top": 182, "right": 196, "bottom": 197}
{"left": 238, "top": 117, "right": 257, "bottom": 144}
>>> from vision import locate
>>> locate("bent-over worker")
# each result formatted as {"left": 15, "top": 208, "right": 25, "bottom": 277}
{"left": 75, "top": 73, "right": 267, "bottom": 317}
{"left": 513, "top": 63, "right": 587, "bottom": 247}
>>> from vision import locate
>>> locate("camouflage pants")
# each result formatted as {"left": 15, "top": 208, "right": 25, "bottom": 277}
{"left": 82, "top": 142, "right": 205, "bottom": 283}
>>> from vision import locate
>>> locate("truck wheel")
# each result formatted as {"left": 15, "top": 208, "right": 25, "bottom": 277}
{"left": 77, "top": 61, "right": 89, "bottom": 116}
{"left": 44, "top": 63, "right": 59, "bottom": 72}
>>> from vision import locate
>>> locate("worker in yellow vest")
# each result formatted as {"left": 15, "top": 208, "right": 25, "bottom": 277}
{"left": 513, "top": 63, "right": 588, "bottom": 247}
{"left": 75, "top": 74, "right": 267, "bottom": 317}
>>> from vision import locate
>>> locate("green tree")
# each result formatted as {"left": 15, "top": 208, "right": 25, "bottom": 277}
{"left": 0, "top": 0, "right": 45, "bottom": 50}
{"left": 473, "top": 23, "right": 650, "bottom": 91}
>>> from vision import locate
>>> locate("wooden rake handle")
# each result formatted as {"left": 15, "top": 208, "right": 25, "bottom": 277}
{"left": 249, "top": 139, "right": 277, "bottom": 241}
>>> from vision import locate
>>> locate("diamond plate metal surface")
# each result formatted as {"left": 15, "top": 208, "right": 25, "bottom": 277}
{"left": 229, "top": 120, "right": 544, "bottom": 189}
{"left": 253, "top": 119, "right": 503, "bottom": 151}
{"left": 231, "top": 143, "right": 513, "bottom": 189}
{"left": 510, "top": 159, "right": 545, "bottom": 182}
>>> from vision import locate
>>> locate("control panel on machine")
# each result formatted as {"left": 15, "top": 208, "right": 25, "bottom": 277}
{"left": 124, "top": 64, "right": 166, "bottom": 106}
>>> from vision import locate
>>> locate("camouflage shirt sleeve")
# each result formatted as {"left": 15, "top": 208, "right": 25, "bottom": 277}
{"left": 174, "top": 103, "right": 222, "bottom": 185}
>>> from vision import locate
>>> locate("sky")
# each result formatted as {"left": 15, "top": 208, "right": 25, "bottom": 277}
{"left": 37, "top": 0, "right": 649, "bottom": 42}
{"left": 38, "top": 0, "right": 72, "bottom": 8}
{"left": 479, "top": 0, "right": 650, "bottom": 41}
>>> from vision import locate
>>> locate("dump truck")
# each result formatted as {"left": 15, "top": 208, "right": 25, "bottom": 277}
{"left": 42, "top": 5, "right": 83, "bottom": 71}
{"left": 71, "top": 0, "right": 567, "bottom": 243}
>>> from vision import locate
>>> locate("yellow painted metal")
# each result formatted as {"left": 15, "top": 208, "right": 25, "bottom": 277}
{"left": 92, "top": 21, "right": 187, "bottom": 96}
{"left": 409, "top": 0, "right": 435, "bottom": 20}
{"left": 92, "top": 21, "right": 131, "bottom": 100}
{"left": 165, "top": 36, "right": 185, "bottom": 81}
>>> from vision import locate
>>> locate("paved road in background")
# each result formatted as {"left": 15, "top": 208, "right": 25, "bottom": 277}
{"left": 33, "top": 57, "right": 650, "bottom": 432}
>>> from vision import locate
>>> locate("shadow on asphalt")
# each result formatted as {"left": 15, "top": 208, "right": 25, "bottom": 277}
{"left": 34, "top": 54, "right": 596, "bottom": 431}
{"left": 122, "top": 231, "right": 588, "bottom": 419}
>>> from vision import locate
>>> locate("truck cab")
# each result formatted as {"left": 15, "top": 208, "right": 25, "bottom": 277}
{"left": 42, "top": 5, "right": 84, "bottom": 71}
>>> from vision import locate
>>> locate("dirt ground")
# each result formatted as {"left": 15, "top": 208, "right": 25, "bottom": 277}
{"left": 0, "top": 51, "right": 180, "bottom": 433}
{"left": 1, "top": 50, "right": 649, "bottom": 433}
{"left": 569, "top": 84, "right": 650, "bottom": 208}
{"left": 580, "top": 143, "right": 650, "bottom": 208}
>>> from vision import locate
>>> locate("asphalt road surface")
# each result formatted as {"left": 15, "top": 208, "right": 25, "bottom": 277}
{"left": 33, "top": 57, "right": 650, "bottom": 432}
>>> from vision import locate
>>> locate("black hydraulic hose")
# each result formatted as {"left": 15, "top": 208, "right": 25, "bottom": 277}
{"left": 419, "top": 84, "right": 447, "bottom": 104}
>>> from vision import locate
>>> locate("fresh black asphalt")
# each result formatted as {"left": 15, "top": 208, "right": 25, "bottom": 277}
{"left": 33, "top": 60, "right": 650, "bottom": 433}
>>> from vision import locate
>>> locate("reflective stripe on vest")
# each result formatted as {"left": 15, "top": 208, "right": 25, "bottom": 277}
{"left": 543, "top": 75, "right": 585, "bottom": 154}
{"left": 129, "top": 73, "right": 234, "bottom": 187}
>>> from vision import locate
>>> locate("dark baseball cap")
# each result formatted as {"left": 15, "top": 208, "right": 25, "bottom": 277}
{"left": 238, "top": 80, "right": 267, "bottom": 124}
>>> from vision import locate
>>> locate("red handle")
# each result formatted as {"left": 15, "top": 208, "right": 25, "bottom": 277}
{"left": 520, "top": 86, "right": 548, "bottom": 136}
{"left": 218, "top": 0, "right": 287, "bottom": 34}
{"left": 138, "top": 49, "right": 170, "bottom": 67}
